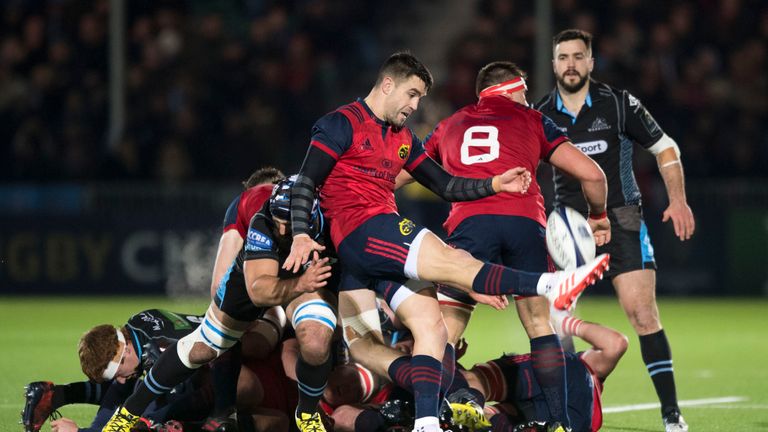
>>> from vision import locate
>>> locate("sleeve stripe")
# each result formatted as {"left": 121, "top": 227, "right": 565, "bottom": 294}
{"left": 544, "top": 136, "right": 570, "bottom": 161}
{"left": 223, "top": 223, "right": 237, "bottom": 233}
{"left": 405, "top": 153, "right": 428, "bottom": 171}
{"left": 311, "top": 140, "right": 340, "bottom": 160}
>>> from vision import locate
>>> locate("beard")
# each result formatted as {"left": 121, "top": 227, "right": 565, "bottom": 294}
{"left": 557, "top": 71, "right": 589, "bottom": 93}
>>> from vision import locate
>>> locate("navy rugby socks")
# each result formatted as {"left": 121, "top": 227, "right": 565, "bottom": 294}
{"left": 387, "top": 355, "right": 413, "bottom": 391}
{"left": 640, "top": 329, "right": 679, "bottom": 415}
{"left": 410, "top": 355, "right": 442, "bottom": 421}
{"left": 440, "top": 344, "right": 456, "bottom": 399}
{"left": 530, "top": 334, "right": 570, "bottom": 427}
{"left": 471, "top": 263, "right": 540, "bottom": 296}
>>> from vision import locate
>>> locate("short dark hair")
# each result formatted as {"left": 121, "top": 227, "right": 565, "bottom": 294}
{"left": 475, "top": 61, "right": 527, "bottom": 97}
{"left": 375, "top": 51, "right": 433, "bottom": 92}
{"left": 552, "top": 29, "right": 593, "bottom": 55}
{"left": 242, "top": 166, "right": 285, "bottom": 189}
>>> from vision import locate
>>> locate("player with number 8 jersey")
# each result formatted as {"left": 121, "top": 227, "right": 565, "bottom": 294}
{"left": 422, "top": 61, "right": 610, "bottom": 428}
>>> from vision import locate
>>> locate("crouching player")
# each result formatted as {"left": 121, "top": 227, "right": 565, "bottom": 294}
{"left": 100, "top": 176, "right": 338, "bottom": 432}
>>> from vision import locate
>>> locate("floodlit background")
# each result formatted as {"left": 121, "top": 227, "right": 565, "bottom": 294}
{"left": 0, "top": 1, "right": 767, "bottom": 430}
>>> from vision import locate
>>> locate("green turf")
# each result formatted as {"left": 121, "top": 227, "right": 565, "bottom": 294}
{"left": 2, "top": 296, "right": 767, "bottom": 431}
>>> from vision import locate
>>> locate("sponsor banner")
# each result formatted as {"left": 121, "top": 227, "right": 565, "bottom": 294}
{"left": 0, "top": 214, "right": 219, "bottom": 295}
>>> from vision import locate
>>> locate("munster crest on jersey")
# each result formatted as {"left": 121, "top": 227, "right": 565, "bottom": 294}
{"left": 398, "top": 143, "right": 410, "bottom": 160}
{"left": 399, "top": 218, "right": 415, "bottom": 235}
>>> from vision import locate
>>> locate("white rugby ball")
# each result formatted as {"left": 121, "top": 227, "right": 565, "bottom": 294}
{"left": 546, "top": 206, "right": 596, "bottom": 270}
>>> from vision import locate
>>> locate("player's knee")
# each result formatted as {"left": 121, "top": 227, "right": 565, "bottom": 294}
{"left": 410, "top": 314, "right": 448, "bottom": 345}
{"left": 178, "top": 315, "right": 244, "bottom": 368}
{"left": 442, "top": 246, "right": 475, "bottom": 266}
{"left": 188, "top": 342, "right": 217, "bottom": 364}
{"left": 296, "top": 324, "right": 333, "bottom": 364}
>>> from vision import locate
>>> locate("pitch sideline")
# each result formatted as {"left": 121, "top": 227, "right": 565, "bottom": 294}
{"left": 603, "top": 396, "right": 748, "bottom": 414}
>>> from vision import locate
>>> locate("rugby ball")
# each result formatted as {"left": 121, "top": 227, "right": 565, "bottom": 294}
{"left": 546, "top": 206, "right": 596, "bottom": 270}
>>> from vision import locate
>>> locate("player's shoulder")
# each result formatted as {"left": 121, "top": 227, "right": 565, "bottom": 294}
{"left": 591, "top": 79, "right": 636, "bottom": 105}
{"left": 314, "top": 106, "right": 354, "bottom": 132}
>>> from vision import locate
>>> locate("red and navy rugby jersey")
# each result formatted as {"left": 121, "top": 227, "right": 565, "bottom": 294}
{"left": 311, "top": 99, "right": 426, "bottom": 247}
{"left": 222, "top": 183, "right": 274, "bottom": 238}
{"left": 425, "top": 95, "right": 567, "bottom": 234}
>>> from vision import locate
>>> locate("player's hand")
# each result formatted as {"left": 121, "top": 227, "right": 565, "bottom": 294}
{"left": 495, "top": 167, "right": 532, "bottom": 194}
{"left": 284, "top": 234, "right": 326, "bottom": 273}
{"left": 588, "top": 215, "right": 611, "bottom": 246}
{"left": 662, "top": 200, "right": 695, "bottom": 241}
{"left": 469, "top": 291, "right": 509, "bottom": 310}
{"left": 296, "top": 251, "right": 332, "bottom": 293}
{"left": 51, "top": 418, "right": 78, "bottom": 432}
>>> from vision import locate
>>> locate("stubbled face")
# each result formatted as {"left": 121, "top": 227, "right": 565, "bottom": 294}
{"left": 553, "top": 39, "right": 594, "bottom": 93}
{"left": 323, "top": 364, "right": 364, "bottom": 406}
{"left": 113, "top": 342, "right": 140, "bottom": 384}
{"left": 383, "top": 75, "right": 427, "bottom": 127}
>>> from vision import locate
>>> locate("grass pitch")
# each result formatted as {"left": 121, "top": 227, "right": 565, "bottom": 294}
{"left": 1, "top": 296, "right": 766, "bottom": 431}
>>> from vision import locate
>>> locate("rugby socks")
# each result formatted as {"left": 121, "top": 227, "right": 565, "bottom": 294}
{"left": 471, "top": 263, "right": 540, "bottom": 296}
{"left": 295, "top": 353, "right": 333, "bottom": 414}
{"left": 440, "top": 344, "right": 456, "bottom": 398}
{"left": 53, "top": 381, "right": 108, "bottom": 408}
{"left": 123, "top": 342, "right": 196, "bottom": 416}
{"left": 530, "top": 334, "right": 570, "bottom": 427}
{"left": 411, "top": 354, "right": 442, "bottom": 423}
{"left": 210, "top": 342, "right": 242, "bottom": 416}
{"left": 387, "top": 355, "right": 413, "bottom": 391}
{"left": 640, "top": 329, "right": 679, "bottom": 415}
{"left": 354, "top": 408, "right": 387, "bottom": 432}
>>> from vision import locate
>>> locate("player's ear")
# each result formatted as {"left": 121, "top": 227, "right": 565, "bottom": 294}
{"left": 381, "top": 76, "right": 394, "bottom": 95}
{"left": 588, "top": 56, "right": 594, "bottom": 73}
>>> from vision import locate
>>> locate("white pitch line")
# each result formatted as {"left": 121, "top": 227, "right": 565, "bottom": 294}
{"left": 603, "top": 396, "right": 747, "bottom": 414}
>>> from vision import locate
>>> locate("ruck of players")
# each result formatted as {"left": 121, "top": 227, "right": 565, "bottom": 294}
{"left": 23, "top": 29, "right": 694, "bottom": 432}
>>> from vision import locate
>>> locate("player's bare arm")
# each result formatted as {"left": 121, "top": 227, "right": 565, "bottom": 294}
{"left": 549, "top": 141, "right": 611, "bottom": 246}
{"left": 210, "top": 230, "right": 244, "bottom": 297}
{"left": 246, "top": 254, "right": 332, "bottom": 306}
{"left": 656, "top": 146, "right": 695, "bottom": 241}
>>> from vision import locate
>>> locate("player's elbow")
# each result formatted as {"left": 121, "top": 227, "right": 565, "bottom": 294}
{"left": 580, "top": 163, "right": 607, "bottom": 185}
{"left": 605, "top": 332, "right": 629, "bottom": 362}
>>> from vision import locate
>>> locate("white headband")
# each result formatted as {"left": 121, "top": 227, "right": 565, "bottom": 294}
{"left": 102, "top": 329, "right": 126, "bottom": 381}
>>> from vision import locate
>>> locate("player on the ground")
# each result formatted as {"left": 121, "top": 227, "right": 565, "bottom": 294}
{"left": 535, "top": 29, "right": 695, "bottom": 432}
{"left": 462, "top": 311, "right": 629, "bottom": 432}
{"left": 284, "top": 51, "right": 610, "bottom": 432}
{"left": 22, "top": 308, "right": 279, "bottom": 432}
{"left": 406, "top": 60, "right": 609, "bottom": 429}
{"left": 100, "top": 177, "right": 336, "bottom": 432}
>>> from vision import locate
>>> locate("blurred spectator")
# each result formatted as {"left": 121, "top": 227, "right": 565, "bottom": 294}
{"left": 434, "top": 0, "right": 767, "bottom": 179}
{"left": 0, "top": 0, "right": 385, "bottom": 182}
{"left": 0, "top": 0, "right": 765, "bottom": 181}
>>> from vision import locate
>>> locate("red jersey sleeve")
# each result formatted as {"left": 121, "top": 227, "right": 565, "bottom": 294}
{"left": 310, "top": 111, "right": 353, "bottom": 160}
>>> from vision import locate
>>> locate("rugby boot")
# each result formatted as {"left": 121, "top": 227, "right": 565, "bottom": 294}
{"left": 295, "top": 410, "right": 327, "bottom": 432}
{"left": 663, "top": 409, "right": 689, "bottom": 432}
{"left": 102, "top": 406, "right": 141, "bottom": 432}
{"left": 201, "top": 416, "right": 238, "bottom": 432}
{"left": 545, "top": 254, "right": 610, "bottom": 310}
{"left": 21, "top": 381, "right": 59, "bottom": 432}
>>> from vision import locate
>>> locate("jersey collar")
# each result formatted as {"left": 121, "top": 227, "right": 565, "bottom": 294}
{"left": 357, "top": 97, "right": 388, "bottom": 127}
{"left": 555, "top": 88, "right": 592, "bottom": 124}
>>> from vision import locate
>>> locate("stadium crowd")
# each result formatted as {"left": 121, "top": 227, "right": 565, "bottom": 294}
{"left": 1, "top": 0, "right": 765, "bottom": 183}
